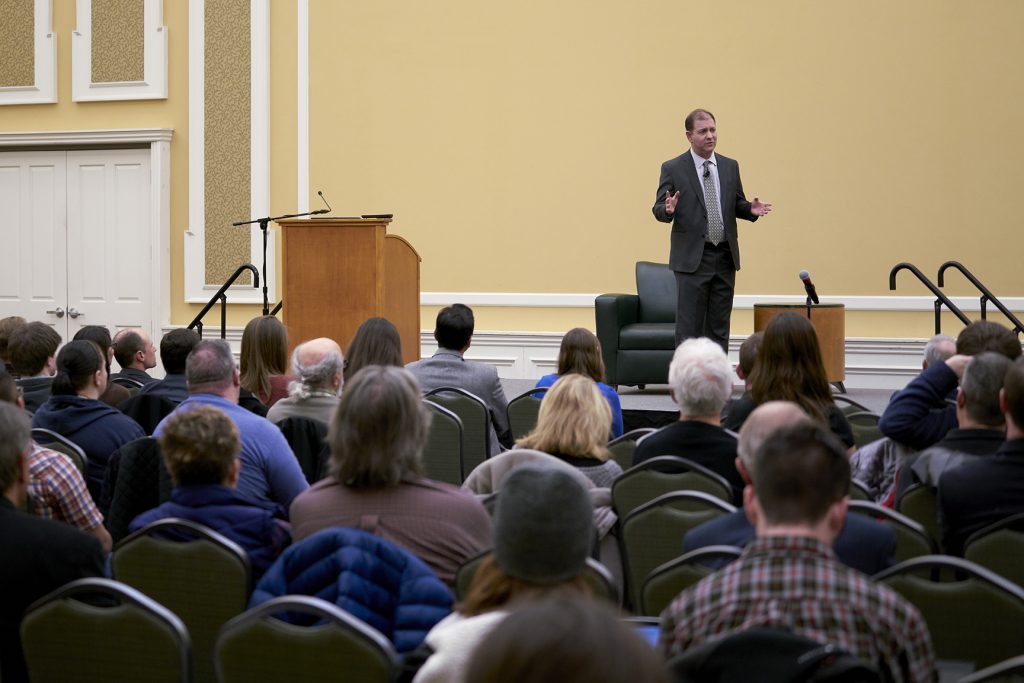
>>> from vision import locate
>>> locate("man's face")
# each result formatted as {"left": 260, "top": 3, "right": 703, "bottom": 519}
{"left": 686, "top": 116, "right": 717, "bottom": 159}
{"left": 141, "top": 332, "right": 157, "bottom": 369}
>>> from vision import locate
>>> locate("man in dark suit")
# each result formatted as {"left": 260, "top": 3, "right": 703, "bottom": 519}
{"left": 652, "top": 109, "right": 772, "bottom": 350}
{"left": 0, "top": 402, "right": 105, "bottom": 683}
{"left": 684, "top": 401, "right": 896, "bottom": 576}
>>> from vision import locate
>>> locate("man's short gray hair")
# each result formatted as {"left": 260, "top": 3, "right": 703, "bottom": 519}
{"left": 924, "top": 334, "right": 956, "bottom": 368}
{"left": 961, "top": 352, "right": 1011, "bottom": 427}
{"left": 289, "top": 346, "right": 344, "bottom": 399}
{"left": 186, "top": 339, "right": 235, "bottom": 391}
{"left": 668, "top": 338, "right": 734, "bottom": 417}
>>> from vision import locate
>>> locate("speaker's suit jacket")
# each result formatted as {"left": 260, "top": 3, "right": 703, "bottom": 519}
{"left": 652, "top": 151, "right": 758, "bottom": 274}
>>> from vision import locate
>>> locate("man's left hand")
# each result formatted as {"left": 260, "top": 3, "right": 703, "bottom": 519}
{"left": 751, "top": 197, "right": 773, "bottom": 216}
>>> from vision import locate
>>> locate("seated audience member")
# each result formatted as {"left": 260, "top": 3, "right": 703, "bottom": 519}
{"left": 466, "top": 597, "right": 669, "bottom": 683}
{"left": 633, "top": 338, "right": 743, "bottom": 503}
{"left": 534, "top": 328, "right": 623, "bottom": 439}
{"left": 407, "top": 304, "right": 512, "bottom": 455}
{"left": 130, "top": 405, "right": 290, "bottom": 580}
{"left": 137, "top": 328, "right": 201, "bottom": 404}
{"left": 722, "top": 312, "right": 853, "bottom": 449}
{"left": 900, "top": 352, "right": 1009, "bottom": 493}
{"left": 0, "top": 402, "right": 105, "bottom": 683}
{"left": 289, "top": 365, "right": 491, "bottom": 588}
{"left": 940, "top": 357, "right": 1024, "bottom": 556}
{"left": 8, "top": 321, "right": 62, "bottom": 413}
{"left": 31, "top": 340, "right": 146, "bottom": 500}
{"left": 516, "top": 374, "right": 623, "bottom": 488}
{"left": 0, "top": 316, "right": 26, "bottom": 374}
{"left": 110, "top": 327, "right": 158, "bottom": 386}
{"left": 240, "top": 315, "right": 292, "bottom": 408}
{"left": 414, "top": 466, "right": 599, "bottom": 683}
{"left": 661, "top": 422, "right": 935, "bottom": 681}
{"left": 343, "top": 317, "right": 404, "bottom": 384}
{"left": 155, "top": 339, "right": 307, "bottom": 510}
{"left": 880, "top": 321, "right": 1021, "bottom": 450}
{"left": 684, "top": 401, "right": 896, "bottom": 577}
{"left": 73, "top": 325, "right": 131, "bottom": 407}
{"left": 0, "top": 371, "right": 111, "bottom": 552}
{"left": 266, "top": 337, "right": 343, "bottom": 425}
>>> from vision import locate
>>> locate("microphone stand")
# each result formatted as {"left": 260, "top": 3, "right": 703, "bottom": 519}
{"left": 233, "top": 209, "right": 328, "bottom": 315}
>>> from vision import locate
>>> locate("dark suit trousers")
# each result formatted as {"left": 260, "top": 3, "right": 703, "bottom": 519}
{"left": 674, "top": 242, "right": 735, "bottom": 352}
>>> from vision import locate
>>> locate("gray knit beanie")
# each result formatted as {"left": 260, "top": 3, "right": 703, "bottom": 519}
{"left": 493, "top": 465, "right": 594, "bottom": 585}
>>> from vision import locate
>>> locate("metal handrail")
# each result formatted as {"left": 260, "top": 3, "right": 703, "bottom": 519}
{"left": 937, "top": 261, "right": 1023, "bottom": 336}
{"left": 186, "top": 263, "right": 260, "bottom": 339}
{"left": 889, "top": 262, "right": 971, "bottom": 334}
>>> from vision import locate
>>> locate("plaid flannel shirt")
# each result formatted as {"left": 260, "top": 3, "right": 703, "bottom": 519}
{"left": 27, "top": 442, "right": 104, "bottom": 532}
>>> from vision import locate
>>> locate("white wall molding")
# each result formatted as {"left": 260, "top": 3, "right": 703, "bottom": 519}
{"left": 72, "top": 0, "right": 168, "bottom": 101}
{"left": 0, "top": 0, "right": 57, "bottom": 105}
{"left": 0, "top": 128, "right": 173, "bottom": 145}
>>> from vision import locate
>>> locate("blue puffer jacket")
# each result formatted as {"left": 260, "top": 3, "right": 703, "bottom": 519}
{"left": 250, "top": 528, "right": 453, "bottom": 652}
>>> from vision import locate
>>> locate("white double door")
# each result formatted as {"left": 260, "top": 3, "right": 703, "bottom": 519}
{"left": 0, "top": 148, "right": 153, "bottom": 340}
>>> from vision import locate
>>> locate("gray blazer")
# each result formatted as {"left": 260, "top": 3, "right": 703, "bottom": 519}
{"left": 406, "top": 349, "right": 511, "bottom": 456}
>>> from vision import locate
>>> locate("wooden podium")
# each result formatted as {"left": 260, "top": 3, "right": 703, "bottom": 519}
{"left": 276, "top": 216, "right": 421, "bottom": 364}
{"left": 753, "top": 303, "right": 846, "bottom": 387}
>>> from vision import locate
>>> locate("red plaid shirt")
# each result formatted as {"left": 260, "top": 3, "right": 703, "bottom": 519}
{"left": 660, "top": 535, "right": 936, "bottom": 683}
{"left": 27, "top": 442, "right": 104, "bottom": 532}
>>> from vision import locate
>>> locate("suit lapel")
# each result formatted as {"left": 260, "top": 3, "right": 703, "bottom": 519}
{"left": 683, "top": 151, "right": 706, "bottom": 211}
{"left": 717, "top": 156, "right": 734, "bottom": 213}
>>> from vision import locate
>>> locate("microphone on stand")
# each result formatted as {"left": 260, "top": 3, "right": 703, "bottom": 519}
{"left": 313, "top": 190, "right": 332, "bottom": 215}
{"left": 799, "top": 270, "right": 820, "bottom": 305}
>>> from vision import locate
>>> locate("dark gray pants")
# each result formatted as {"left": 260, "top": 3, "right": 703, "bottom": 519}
{"left": 674, "top": 242, "right": 735, "bottom": 353}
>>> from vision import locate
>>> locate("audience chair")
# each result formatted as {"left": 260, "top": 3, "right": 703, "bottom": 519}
{"left": 895, "top": 483, "right": 941, "bottom": 550}
{"left": 506, "top": 386, "right": 547, "bottom": 440}
{"left": 423, "top": 387, "right": 491, "bottom": 474}
{"left": 612, "top": 455, "right": 733, "bottom": 520}
{"left": 276, "top": 416, "right": 329, "bottom": 484}
{"left": 422, "top": 400, "right": 465, "bottom": 485}
{"left": 619, "top": 491, "right": 735, "bottom": 614}
{"left": 875, "top": 555, "right": 1024, "bottom": 669}
{"left": 846, "top": 410, "right": 883, "bottom": 448}
{"left": 31, "top": 427, "right": 88, "bottom": 476}
{"left": 117, "top": 393, "right": 178, "bottom": 435}
{"left": 848, "top": 500, "right": 936, "bottom": 563}
{"left": 849, "top": 478, "right": 873, "bottom": 501}
{"left": 111, "top": 376, "right": 145, "bottom": 390}
{"left": 455, "top": 550, "right": 618, "bottom": 605}
{"left": 607, "top": 427, "right": 656, "bottom": 472}
{"left": 215, "top": 595, "right": 398, "bottom": 683}
{"left": 958, "top": 654, "right": 1024, "bottom": 683}
{"left": 832, "top": 394, "right": 872, "bottom": 416}
{"left": 21, "top": 577, "right": 190, "bottom": 683}
{"left": 102, "top": 436, "right": 171, "bottom": 543}
{"left": 964, "top": 512, "right": 1024, "bottom": 587}
{"left": 640, "top": 545, "right": 742, "bottom": 617}
{"left": 113, "top": 518, "right": 252, "bottom": 683}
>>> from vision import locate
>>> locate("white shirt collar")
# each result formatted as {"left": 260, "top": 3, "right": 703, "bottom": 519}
{"left": 691, "top": 150, "right": 717, "bottom": 173}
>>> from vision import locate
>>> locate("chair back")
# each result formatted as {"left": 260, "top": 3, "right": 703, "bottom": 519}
{"left": 31, "top": 428, "right": 88, "bottom": 476}
{"left": 957, "top": 654, "right": 1024, "bottom": 683}
{"left": 276, "top": 416, "right": 329, "bottom": 484}
{"left": 832, "top": 395, "right": 871, "bottom": 415}
{"left": 964, "top": 512, "right": 1024, "bottom": 586}
{"left": 619, "top": 491, "right": 735, "bottom": 613}
{"left": 635, "top": 261, "right": 677, "bottom": 323}
{"left": 422, "top": 400, "right": 465, "bottom": 485}
{"left": 875, "top": 555, "right": 1024, "bottom": 668}
{"left": 113, "top": 519, "right": 252, "bottom": 683}
{"left": 846, "top": 410, "right": 883, "bottom": 448}
{"left": 215, "top": 595, "right": 398, "bottom": 683}
{"left": 111, "top": 376, "right": 145, "bottom": 389}
{"left": 640, "top": 545, "right": 742, "bottom": 617}
{"left": 424, "top": 387, "right": 491, "bottom": 473}
{"left": 21, "top": 577, "right": 190, "bottom": 683}
{"left": 612, "top": 455, "right": 733, "bottom": 519}
{"left": 103, "top": 437, "right": 170, "bottom": 543}
{"left": 607, "top": 427, "right": 656, "bottom": 471}
{"left": 849, "top": 478, "right": 872, "bottom": 501}
{"left": 117, "top": 393, "right": 178, "bottom": 435}
{"left": 847, "top": 500, "right": 937, "bottom": 563}
{"left": 506, "top": 386, "right": 547, "bottom": 440}
{"left": 895, "top": 483, "right": 941, "bottom": 550}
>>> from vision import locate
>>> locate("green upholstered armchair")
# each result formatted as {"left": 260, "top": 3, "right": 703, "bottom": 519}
{"left": 595, "top": 261, "right": 677, "bottom": 389}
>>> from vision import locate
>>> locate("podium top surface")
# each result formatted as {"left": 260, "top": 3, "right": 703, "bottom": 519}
{"left": 753, "top": 302, "right": 844, "bottom": 309}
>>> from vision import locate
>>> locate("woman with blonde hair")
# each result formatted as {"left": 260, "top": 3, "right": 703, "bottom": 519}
{"left": 239, "top": 315, "right": 292, "bottom": 407}
{"left": 517, "top": 374, "right": 622, "bottom": 487}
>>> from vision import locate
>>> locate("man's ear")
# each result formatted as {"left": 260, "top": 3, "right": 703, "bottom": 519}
{"left": 735, "top": 457, "right": 751, "bottom": 485}
{"left": 232, "top": 367, "right": 241, "bottom": 388}
{"left": 827, "top": 496, "right": 849, "bottom": 536}
{"left": 956, "top": 387, "right": 967, "bottom": 411}
{"left": 743, "top": 485, "right": 759, "bottom": 527}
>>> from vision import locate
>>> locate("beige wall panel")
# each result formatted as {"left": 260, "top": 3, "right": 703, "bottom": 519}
{"left": 91, "top": 0, "right": 145, "bottom": 83}
{"left": 0, "top": 0, "right": 35, "bottom": 87}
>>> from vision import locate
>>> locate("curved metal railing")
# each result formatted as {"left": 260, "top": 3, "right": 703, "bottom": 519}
{"left": 889, "top": 262, "right": 971, "bottom": 334}
{"left": 186, "top": 263, "right": 260, "bottom": 339}
{"left": 937, "top": 261, "right": 1023, "bottom": 336}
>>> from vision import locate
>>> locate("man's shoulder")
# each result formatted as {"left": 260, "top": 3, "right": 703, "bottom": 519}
{"left": 1, "top": 504, "right": 100, "bottom": 551}
{"left": 684, "top": 509, "right": 750, "bottom": 550}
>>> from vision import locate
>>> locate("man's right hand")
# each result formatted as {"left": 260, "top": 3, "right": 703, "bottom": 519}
{"left": 665, "top": 190, "right": 680, "bottom": 216}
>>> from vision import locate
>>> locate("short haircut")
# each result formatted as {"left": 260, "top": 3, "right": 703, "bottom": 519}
{"left": 923, "top": 334, "right": 956, "bottom": 367}
{"left": 291, "top": 343, "right": 345, "bottom": 398}
{"left": 158, "top": 405, "right": 240, "bottom": 486}
{"left": 112, "top": 330, "right": 144, "bottom": 369}
{"left": 73, "top": 325, "right": 113, "bottom": 372}
{"left": 1003, "top": 358, "right": 1024, "bottom": 431}
{"left": 516, "top": 374, "right": 611, "bottom": 461}
{"left": 956, "top": 321, "right": 1022, "bottom": 359}
{"left": 556, "top": 328, "right": 606, "bottom": 384}
{"left": 669, "top": 337, "right": 733, "bottom": 417}
{"left": 8, "top": 322, "right": 62, "bottom": 376}
{"left": 685, "top": 109, "right": 715, "bottom": 132}
{"left": 0, "top": 316, "right": 26, "bottom": 362}
{"left": 960, "top": 352, "right": 1011, "bottom": 427}
{"left": 0, "top": 370, "right": 19, "bottom": 405}
{"left": 344, "top": 317, "right": 403, "bottom": 383}
{"left": 751, "top": 422, "right": 850, "bottom": 526}
{"left": 327, "top": 365, "right": 428, "bottom": 488}
{"left": 737, "top": 401, "right": 810, "bottom": 476}
{"left": 434, "top": 304, "right": 474, "bottom": 351}
{"left": 239, "top": 316, "right": 289, "bottom": 400}
{"left": 738, "top": 331, "right": 764, "bottom": 378}
{"left": 161, "top": 328, "right": 200, "bottom": 375}
{"left": 186, "top": 339, "right": 235, "bottom": 392}
{"left": 51, "top": 340, "right": 105, "bottom": 396}
{"left": 0, "top": 402, "right": 31, "bottom": 492}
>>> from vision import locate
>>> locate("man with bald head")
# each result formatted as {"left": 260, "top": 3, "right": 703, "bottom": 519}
{"left": 111, "top": 327, "right": 158, "bottom": 386}
{"left": 266, "top": 338, "right": 344, "bottom": 425}
{"left": 683, "top": 401, "right": 895, "bottom": 575}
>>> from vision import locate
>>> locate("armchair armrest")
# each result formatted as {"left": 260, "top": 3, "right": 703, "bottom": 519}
{"left": 595, "top": 294, "right": 640, "bottom": 386}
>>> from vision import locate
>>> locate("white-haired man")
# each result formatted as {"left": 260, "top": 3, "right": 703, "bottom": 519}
{"left": 632, "top": 337, "right": 743, "bottom": 504}
{"left": 266, "top": 338, "right": 344, "bottom": 425}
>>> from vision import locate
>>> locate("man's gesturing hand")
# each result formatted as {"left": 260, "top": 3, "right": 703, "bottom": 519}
{"left": 665, "top": 190, "right": 680, "bottom": 216}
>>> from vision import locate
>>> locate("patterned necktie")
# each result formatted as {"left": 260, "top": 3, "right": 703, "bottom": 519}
{"left": 703, "top": 160, "right": 724, "bottom": 245}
